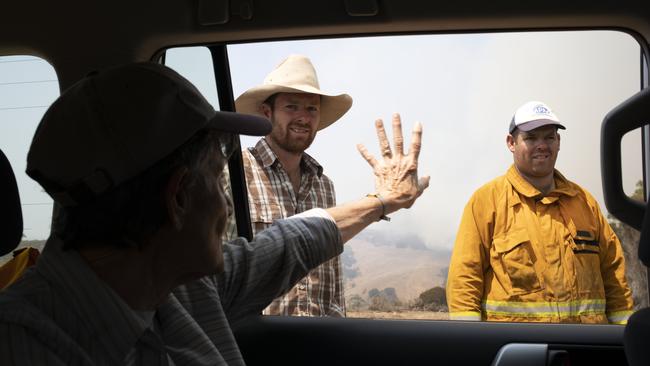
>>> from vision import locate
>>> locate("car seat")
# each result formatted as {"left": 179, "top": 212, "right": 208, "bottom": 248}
{"left": 0, "top": 148, "right": 37, "bottom": 289}
{"left": 0, "top": 148, "right": 22, "bottom": 256}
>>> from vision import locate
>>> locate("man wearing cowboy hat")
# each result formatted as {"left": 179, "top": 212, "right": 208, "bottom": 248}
{"left": 235, "top": 54, "right": 353, "bottom": 317}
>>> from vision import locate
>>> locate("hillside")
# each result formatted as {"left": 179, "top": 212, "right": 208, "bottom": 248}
{"left": 342, "top": 230, "right": 451, "bottom": 304}
{"left": 1, "top": 231, "right": 453, "bottom": 308}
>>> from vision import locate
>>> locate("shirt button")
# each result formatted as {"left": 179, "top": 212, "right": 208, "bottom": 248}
{"left": 298, "top": 284, "right": 306, "bottom": 290}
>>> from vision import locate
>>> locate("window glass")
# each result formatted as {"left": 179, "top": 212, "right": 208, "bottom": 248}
{"left": 622, "top": 128, "right": 644, "bottom": 201}
{"left": 164, "top": 46, "right": 242, "bottom": 241}
{"left": 164, "top": 46, "right": 220, "bottom": 109}
{"left": 225, "top": 31, "right": 645, "bottom": 321}
{"left": 0, "top": 56, "right": 59, "bottom": 264}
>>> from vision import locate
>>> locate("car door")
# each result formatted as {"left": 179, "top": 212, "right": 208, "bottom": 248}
{"left": 160, "top": 29, "right": 649, "bottom": 366}
{"left": 2, "top": 2, "right": 650, "bottom": 366}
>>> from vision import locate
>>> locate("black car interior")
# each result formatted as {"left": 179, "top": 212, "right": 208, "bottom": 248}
{"left": 2, "top": 1, "right": 650, "bottom": 365}
{"left": 0, "top": 149, "right": 22, "bottom": 257}
{"left": 601, "top": 84, "right": 650, "bottom": 366}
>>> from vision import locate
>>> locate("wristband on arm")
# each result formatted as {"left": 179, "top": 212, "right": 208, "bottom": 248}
{"left": 366, "top": 193, "right": 391, "bottom": 222}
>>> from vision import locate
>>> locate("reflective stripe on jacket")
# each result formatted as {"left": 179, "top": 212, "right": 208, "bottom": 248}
{"left": 447, "top": 166, "right": 634, "bottom": 324}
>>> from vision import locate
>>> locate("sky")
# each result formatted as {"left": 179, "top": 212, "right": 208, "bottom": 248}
{"left": 0, "top": 30, "right": 643, "bottom": 249}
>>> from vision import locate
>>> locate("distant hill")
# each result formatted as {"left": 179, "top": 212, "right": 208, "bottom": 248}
{"left": 343, "top": 229, "right": 451, "bottom": 304}
{"left": 3, "top": 231, "right": 453, "bottom": 307}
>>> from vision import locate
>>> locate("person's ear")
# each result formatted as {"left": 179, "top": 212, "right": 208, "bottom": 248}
{"left": 557, "top": 131, "right": 561, "bottom": 151}
{"left": 164, "top": 167, "right": 190, "bottom": 230}
{"left": 260, "top": 103, "right": 273, "bottom": 120}
{"left": 507, "top": 134, "right": 516, "bottom": 153}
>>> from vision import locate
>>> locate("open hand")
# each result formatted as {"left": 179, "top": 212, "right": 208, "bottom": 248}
{"left": 357, "top": 113, "right": 430, "bottom": 213}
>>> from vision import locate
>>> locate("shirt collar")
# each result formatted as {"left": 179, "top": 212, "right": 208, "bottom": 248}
{"left": 36, "top": 238, "right": 152, "bottom": 364}
{"left": 506, "top": 164, "right": 578, "bottom": 202}
{"left": 250, "top": 138, "right": 323, "bottom": 177}
{"left": 251, "top": 138, "right": 277, "bottom": 169}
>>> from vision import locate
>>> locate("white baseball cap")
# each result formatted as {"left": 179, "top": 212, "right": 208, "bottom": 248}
{"left": 27, "top": 62, "right": 271, "bottom": 206}
{"left": 509, "top": 101, "right": 566, "bottom": 134}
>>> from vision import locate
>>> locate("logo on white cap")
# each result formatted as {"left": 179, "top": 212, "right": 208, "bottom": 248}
{"left": 533, "top": 104, "right": 551, "bottom": 115}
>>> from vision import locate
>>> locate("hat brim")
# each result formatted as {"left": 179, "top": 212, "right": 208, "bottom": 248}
{"left": 208, "top": 111, "right": 272, "bottom": 136}
{"left": 235, "top": 84, "right": 353, "bottom": 130}
{"left": 515, "top": 119, "right": 566, "bottom": 133}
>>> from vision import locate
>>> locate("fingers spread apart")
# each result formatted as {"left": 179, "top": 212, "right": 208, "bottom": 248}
{"left": 357, "top": 144, "right": 378, "bottom": 169}
{"left": 360, "top": 115, "right": 424, "bottom": 177}
{"left": 391, "top": 113, "right": 404, "bottom": 156}
{"left": 375, "top": 119, "right": 392, "bottom": 159}
{"left": 409, "top": 122, "right": 423, "bottom": 161}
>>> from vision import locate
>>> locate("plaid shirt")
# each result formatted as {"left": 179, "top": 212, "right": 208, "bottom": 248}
{"left": 242, "top": 138, "right": 345, "bottom": 317}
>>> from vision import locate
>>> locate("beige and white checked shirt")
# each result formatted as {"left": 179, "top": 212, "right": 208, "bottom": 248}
{"left": 242, "top": 138, "right": 345, "bottom": 317}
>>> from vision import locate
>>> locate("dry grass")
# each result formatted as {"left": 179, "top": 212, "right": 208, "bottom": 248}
{"left": 348, "top": 310, "right": 449, "bottom": 320}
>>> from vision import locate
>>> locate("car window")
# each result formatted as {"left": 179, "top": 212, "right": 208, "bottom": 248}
{"left": 0, "top": 56, "right": 59, "bottom": 265}
{"left": 164, "top": 46, "right": 244, "bottom": 241}
{"left": 163, "top": 46, "right": 221, "bottom": 109}
{"left": 168, "top": 30, "right": 647, "bottom": 322}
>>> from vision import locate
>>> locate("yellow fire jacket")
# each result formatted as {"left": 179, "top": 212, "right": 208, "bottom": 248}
{"left": 447, "top": 166, "right": 634, "bottom": 324}
{"left": 0, "top": 247, "right": 39, "bottom": 290}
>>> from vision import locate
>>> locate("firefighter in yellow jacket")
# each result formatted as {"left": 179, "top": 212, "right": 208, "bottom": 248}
{"left": 447, "top": 101, "right": 633, "bottom": 324}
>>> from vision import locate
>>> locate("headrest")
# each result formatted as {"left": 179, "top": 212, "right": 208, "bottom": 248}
{"left": 0, "top": 149, "right": 23, "bottom": 256}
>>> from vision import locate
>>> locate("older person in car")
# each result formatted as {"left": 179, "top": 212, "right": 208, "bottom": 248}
{"left": 0, "top": 62, "right": 428, "bottom": 365}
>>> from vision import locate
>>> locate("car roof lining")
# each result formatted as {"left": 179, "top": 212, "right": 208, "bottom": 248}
{"left": 1, "top": 1, "right": 650, "bottom": 88}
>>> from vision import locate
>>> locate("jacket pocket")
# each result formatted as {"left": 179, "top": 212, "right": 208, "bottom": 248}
{"left": 568, "top": 235, "right": 603, "bottom": 295}
{"left": 570, "top": 232, "right": 600, "bottom": 255}
{"left": 493, "top": 228, "right": 542, "bottom": 295}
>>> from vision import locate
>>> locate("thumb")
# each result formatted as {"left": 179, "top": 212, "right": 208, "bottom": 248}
{"left": 417, "top": 176, "right": 431, "bottom": 194}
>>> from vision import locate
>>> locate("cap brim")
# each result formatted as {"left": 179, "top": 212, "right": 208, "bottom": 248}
{"left": 209, "top": 111, "right": 272, "bottom": 136}
{"left": 516, "top": 119, "right": 566, "bottom": 132}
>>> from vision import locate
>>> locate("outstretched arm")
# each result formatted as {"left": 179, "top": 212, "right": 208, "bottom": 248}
{"left": 218, "top": 113, "right": 429, "bottom": 317}
{"left": 326, "top": 113, "right": 430, "bottom": 243}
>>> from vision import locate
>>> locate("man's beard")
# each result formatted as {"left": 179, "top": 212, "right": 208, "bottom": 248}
{"left": 270, "top": 121, "right": 316, "bottom": 154}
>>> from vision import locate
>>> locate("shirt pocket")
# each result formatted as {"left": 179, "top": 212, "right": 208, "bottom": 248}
{"left": 493, "top": 228, "right": 542, "bottom": 295}
{"left": 250, "top": 199, "right": 283, "bottom": 225}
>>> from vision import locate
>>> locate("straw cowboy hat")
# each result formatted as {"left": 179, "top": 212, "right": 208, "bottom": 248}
{"left": 235, "top": 54, "right": 353, "bottom": 130}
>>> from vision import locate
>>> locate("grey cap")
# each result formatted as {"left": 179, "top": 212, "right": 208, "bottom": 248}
{"left": 27, "top": 62, "right": 271, "bottom": 206}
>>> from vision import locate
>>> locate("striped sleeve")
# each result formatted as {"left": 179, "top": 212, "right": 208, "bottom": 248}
{"left": 607, "top": 310, "right": 634, "bottom": 325}
{"left": 447, "top": 196, "right": 488, "bottom": 321}
{"left": 0, "top": 323, "right": 68, "bottom": 366}
{"left": 217, "top": 215, "right": 342, "bottom": 321}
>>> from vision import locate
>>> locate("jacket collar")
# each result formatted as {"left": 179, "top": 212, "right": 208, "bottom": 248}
{"left": 506, "top": 165, "right": 578, "bottom": 205}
